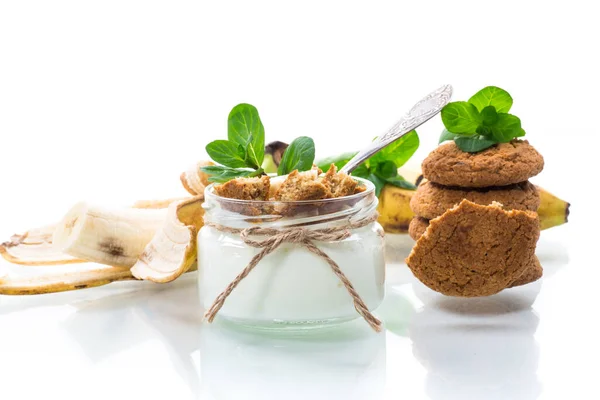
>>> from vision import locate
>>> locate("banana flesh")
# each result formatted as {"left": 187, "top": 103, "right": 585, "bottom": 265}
{"left": 53, "top": 203, "right": 167, "bottom": 268}
{"left": 0, "top": 198, "right": 184, "bottom": 266}
{"left": 131, "top": 196, "right": 204, "bottom": 282}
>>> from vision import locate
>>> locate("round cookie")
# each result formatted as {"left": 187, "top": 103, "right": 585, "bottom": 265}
{"left": 410, "top": 216, "right": 543, "bottom": 288}
{"left": 508, "top": 256, "right": 543, "bottom": 288}
{"left": 409, "top": 216, "right": 429, "bottom": 241}
{"left": 406, "top": 200, "right": 540, "bottom": 297}
{"left": 410, "top": 181, "right": 540, "bottom": 220}
{"left": 422, "top": 140, "right": 544, "bottom": 187}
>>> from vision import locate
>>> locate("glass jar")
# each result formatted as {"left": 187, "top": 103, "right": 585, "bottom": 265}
{"left": 198, "top": 176, "right": 385, "bottom": 329}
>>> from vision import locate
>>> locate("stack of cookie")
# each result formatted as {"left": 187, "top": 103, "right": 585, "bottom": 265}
{"left": 408, "top": 139, "right": 545, "bottom": 293}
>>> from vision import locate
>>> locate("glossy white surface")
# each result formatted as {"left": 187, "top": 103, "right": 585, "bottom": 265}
{"left": 1, "top": 1, "right": 598, "bottom": 398}
{"left": 1, "top": 221, "right": 597, "bottom": 400}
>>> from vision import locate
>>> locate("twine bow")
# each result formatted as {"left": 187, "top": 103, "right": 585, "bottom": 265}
{"left": 204, "top": 214, "right": 383, "bottom": 332}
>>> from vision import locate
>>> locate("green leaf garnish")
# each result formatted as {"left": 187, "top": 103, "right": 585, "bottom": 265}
{"left": 204, "top": 104, "right": 315, "bottom": 184}
{"left": 318, "top": 130, "right": 420, "bottom": 194}
{"left": 367, "top": 173, "right": 386, "bottom": 197}
{"left": 227, "top": 104, "right": 265, "bottom": 169}
{"left": 199, "top": 166, "right": 259, "bottom": 183}
{"left": 385, "top": 176, "right": 417, "bottom": 190}
{"left": 439, "top": 129, "right": 458, "bottom": 144}
{"left": 374, "top": 160, "right": 398, "bottom": 180}
{"left": 468, "top": 86, "right": 513, "bottom": 113}
{"left": 278, "top": 136, "right": 315, "bottom": 176}
{"left": 454, "top": 136, "right": 497, "bottom": 153}
{"left": 205, "top": 140, "right": 248, "bottom": 168}
{"left": 490, "top": 114, "right": 524, "bottom": 143}
{"left": 316, "top": 152, "right": 358, "bottom": 172}
{"left": 440, "top": 102, "right": 481, "bottom": 134}
{"left": 369, "top": 130, "right": 419, "bottom": 168}
{"left": 480, "top": 106, "right": 498, "bottom": 126}
{"left": 439, "top": 86, "right": 525, "bottom": 153}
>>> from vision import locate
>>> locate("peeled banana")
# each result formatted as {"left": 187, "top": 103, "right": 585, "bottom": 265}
{"left": 53, "top": 203, "right": 167, "bottom": 268}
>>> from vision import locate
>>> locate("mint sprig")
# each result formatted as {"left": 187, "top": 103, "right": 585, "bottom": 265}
{"left": 278, "top": 136, "right": 315, "bottom": 176}
{"left": 440, "top": 86, "right": 525, "bottom": 152}
{"left": 202, "top": 104, "right": 316, "bottom": 183}
{"left": 317, "top": 130, "right": 419, "bottom": 196}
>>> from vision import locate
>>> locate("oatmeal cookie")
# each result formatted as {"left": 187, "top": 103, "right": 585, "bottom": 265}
{"left": 406, "top": 200, "right": 540, "bottom": 297}
{"left": 410, "top": 181, "right": 540, "bottom": 220}
{"left": 508, "top": 256, "right": 543, "bottom": 288}
{"left": 422, "top": 140, "right": 544, "bottom": 187}
{"left": 408, "top": 216, "right": 429, "bottom": 241}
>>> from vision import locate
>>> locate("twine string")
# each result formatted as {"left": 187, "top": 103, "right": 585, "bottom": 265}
{"left": 203, "top": 214, "right": 383, "bottom": 332}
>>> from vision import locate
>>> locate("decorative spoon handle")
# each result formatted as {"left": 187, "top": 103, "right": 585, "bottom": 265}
{"left": 340, "top": 84, "right": 453, "bottom": 174}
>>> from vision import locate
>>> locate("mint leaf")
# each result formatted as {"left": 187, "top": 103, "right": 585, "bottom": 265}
{"left": 206, "top": 140, "right": 247, "bottom": 168}
{"left": 199, "top": 165, "right": 257, "bottom": 183}
{"left": 480, "top": 106, "right": 498, "bottom": 126}
{"left": 369, "top": 130, "right": 419, "bottom": 167}
{"left": 316, "top": 151, "right": 358, "bottom": 171}
{"left": 228, "top": 104, "right": 265, "bottom": 168}
{"left": 469, "top": 86, "right": 513, "bottom": 113}
{"left": 441, "top": 102, "right": 481, "bottom": 134}
{"left": 385, "top": 176, "right": 417, "bottom": 190}
{"left": 278, "top": 136, "right": 315, "bottom": 175}
{"left": 368, "top": 173, "right": 386, "bottom": 197}
{"left": 351, "top": 163, "right": 370, "bottom": 179}
{"left": 490, "top": 114, "right": 524, "bottom": 143}
{"left": 439, "top": 129, "right": 458, "bottom": 143}
{"left": 374, "top": 160, "right": 398, "bottom": 180}
{"left": 454, "top": 136, "right": 497, "bottom": 153}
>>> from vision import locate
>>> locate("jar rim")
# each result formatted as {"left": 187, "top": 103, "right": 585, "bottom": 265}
{"left": 204, "top": 175, "right": 375, "bottom": 207}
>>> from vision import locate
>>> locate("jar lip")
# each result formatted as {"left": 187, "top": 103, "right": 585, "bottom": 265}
{"left": 204, "top": 176, "right": 375, "bottom": 206}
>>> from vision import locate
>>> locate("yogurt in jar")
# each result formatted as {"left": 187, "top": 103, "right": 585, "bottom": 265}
{"left": 198, "top": 176, "right": 385, "bottom": 328}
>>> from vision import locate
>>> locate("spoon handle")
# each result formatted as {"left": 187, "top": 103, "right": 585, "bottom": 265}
{"left": 340, "top": 84, "right": 453, "bottom": 175}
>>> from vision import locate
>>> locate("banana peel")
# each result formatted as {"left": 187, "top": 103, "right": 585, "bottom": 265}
{"left": 377, "top": 181, "right": 570, "bottom": 234}
{"left": 0, "top": 198, "right": 201, "bottom": 294}
{"left": 0, "top": 225, "right": 86, "bottom": 266}
{"left": 0, "top": 265, "right": 135, "bottom": 295}
{"left": 131, "top": 196, "right": 204, "bottom": 283}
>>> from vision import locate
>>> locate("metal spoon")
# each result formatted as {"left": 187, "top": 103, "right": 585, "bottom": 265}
{"left": 340, "top": 84, "right": 453, "bottom": 174}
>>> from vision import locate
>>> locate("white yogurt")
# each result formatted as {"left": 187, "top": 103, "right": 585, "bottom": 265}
{"left": 198, "top": 176, "right": 385, "bottom": 327}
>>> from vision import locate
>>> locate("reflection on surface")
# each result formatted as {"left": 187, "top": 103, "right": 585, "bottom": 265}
{"left": 408, "top": 281, "right": 542, "bottom": 400}
{"left": 60, "top": 275, "right": 203, "bottom": 396}
{"left": 200, "top": 319, "right": 386, "bottom": 400}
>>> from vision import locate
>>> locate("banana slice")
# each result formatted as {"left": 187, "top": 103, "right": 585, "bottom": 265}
{"left": 131, "top": 196, "right": 204, "bottom": 283}
{"left": 53, "top": 203, "right": 167, "bottom": 268}
{"left": 0, "top": 264, "right": 135, "bottom": 295}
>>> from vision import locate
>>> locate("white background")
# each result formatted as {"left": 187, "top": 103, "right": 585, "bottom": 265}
{"left": 0, "top": 1, "right": 598, "bottom": 399}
